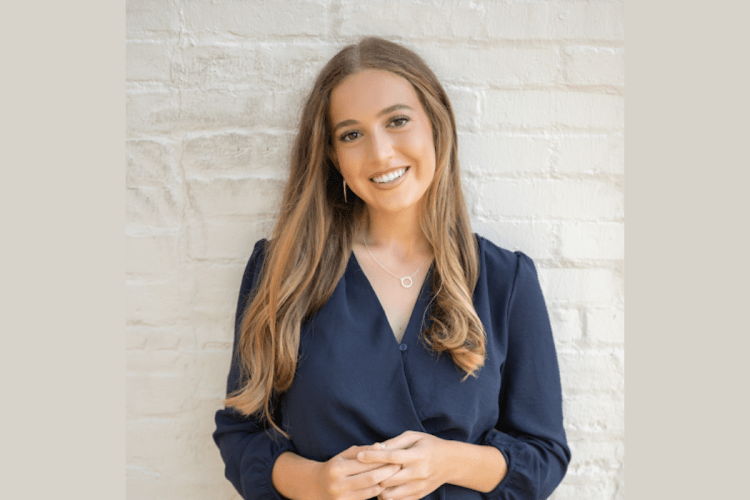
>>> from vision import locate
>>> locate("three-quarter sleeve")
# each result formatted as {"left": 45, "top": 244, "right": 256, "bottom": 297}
{"left": 481, "top": 252, "right": 571, "bottom": 500}
{"left": 213, "top": 239, "right": 297, "bottom": 500}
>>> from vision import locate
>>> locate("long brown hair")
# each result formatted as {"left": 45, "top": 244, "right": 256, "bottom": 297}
{"left": 225, "top": 37, "right": 485, "bottom": 437}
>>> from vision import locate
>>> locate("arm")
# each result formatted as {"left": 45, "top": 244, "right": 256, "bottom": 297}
{"left": 356, "top": 252, "right": 569, "bottom": 500}
{"left": 213, "top": 239, "right": 296, "bottom": 500}
{"left": 214, "top": 240, "right": 400, "bottom": 500}
{"left": 442, "top": 440, "right": 507, "bottom": 493}
{"left": 355, "top": 431, "right": 507, "bottom": 499}
{"left": 479, "top": 252, "right": 571, "bottom": 499}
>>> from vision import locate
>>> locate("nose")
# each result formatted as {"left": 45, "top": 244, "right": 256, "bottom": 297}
{"left": 367, "top": 128, "right": 394, "bottom": 165}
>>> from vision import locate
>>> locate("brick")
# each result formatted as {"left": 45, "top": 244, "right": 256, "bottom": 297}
{"left": 192, "top": 320, "right": 236, "bottom": 351}
{"left": 127, "top": 327, "right": 148, "bottom": 350}
{"left": 127, "top": 419, "right": 180, "bottom": 467}
{"left": 555, "top": 135, "right": 624, "bottom": 175}
{"left": 269, "top": 90, "right": 307, "bottom": 131}
{"left": 126, "top": 186, "right": 183, "bottom": 232}
{"left": 127, "top": 233, "right": 181, "bottom": 276}
{"left": 486, "top": 2, "right": 624, "bottom": 42}
{"left": 183, "top": 0, "right": 329, "bottom": 37}
{"left": 126, "top": 278, "right": 185, "bottom": 327}
{"left": 484, "top": 90, "right": 624, "bottom": 130}
{"left": 418, "top": 44, "right": 561, "bottom": 87}
{"left": 557, "top": 347, "right": 624, "bottom": 394}
{"left": 182, "top": 131, "right": 293, "bottom": 179}
{"left": 126, "top": 91, "right": 180, "bottom": 137}
{"left": 126, "top": 326, "right": 182, "bottom": 351}
{"left": 252, "top": 132, "right": 294, "bottom": 177}
{"left": 471, "top": 220, "right": 555, "bottom": 259}
{"left": 558, "top": 222, "right": 624, "bottom": 260}
{"left": 147, "top": 328, "right": 182, "bottom": 351}
{"left": 126, "top": 0, "right": 180, "bottom": 37}
{"left": 127, "top": 465, "right": 238, "bottom": 500}
{"left": 186, "top": 261, "right": 247, "bottom": 322}
{"left": 444, "top": 85, "right": 480, "bottom": 128}
{"left": 586, "top": 306, "right": 625, "bottom": 343}
{"left": 256, "top": 43, "right": 339, "bottom": 90}
{"left": 564, "top": 395, "right": 625, "bottom": 434}
{"left": 564, "top": 47, "right": 624, "bottom": 86}
{"left": 127, "top": 350, "right": 184, "bottom": 376}
{"left": 126, "top": 139, "right": 179, "bottom": 188}
{"left": 127, "top": 373, "right": 195, "bottom": 418}
{"left": 185, "top": 216, "right": 274, "bottom": 260}
{"left": 459, "top": 133, "right": 550, "bottom": 174}
{"left": 173, "top": 44, "right": 260, "bottom": 89}
{"left": 195, "top": 350, "right": 236, "bottom": 398}
{"left": 182, "top": 131, "right": 253, "bottom": 178}
{"left": 338, "top": 2, "right": 487, "bottom": 39}
{"left": 126, "top": 42, "right": 173, "bottom": 82}
{"left": 568, "top": 439, "right": 624, "bottom": 469}
{"left": 187, "top": 177, "right": 284, "bottom": 217}
{"left": 179, "top": 90, "right": 275, "bottom": 131}
{"left": 552, "top": 479, "right": 620, "bottom": 500}
{"left": 126, "top": 415, "right": 225, "bottom": 475}
{"left": 476, "top": 179, "right": 624, "bottom": 221}
{"left": 539, "top": 268, "right": 624, "bottom": 306}
{"left": 549, "top": 307, "right": 583, "bottom": 343}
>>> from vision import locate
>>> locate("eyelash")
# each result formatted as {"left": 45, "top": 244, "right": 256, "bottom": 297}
{"left": 338, "top": 115, "right": 410, "bottom": 142}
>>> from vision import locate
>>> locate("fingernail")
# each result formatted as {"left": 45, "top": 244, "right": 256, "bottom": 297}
{"left": 381, "top": 443, "right": 386, "bottom": 448}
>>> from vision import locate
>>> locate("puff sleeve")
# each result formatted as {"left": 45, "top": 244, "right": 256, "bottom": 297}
{"left": 481, "top": 252, "right": 571, "bottom": 499}
{"left": 213, "top": 239, "right": 296, "bottom": 500}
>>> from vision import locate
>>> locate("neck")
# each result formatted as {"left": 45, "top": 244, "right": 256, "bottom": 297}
{"left": 359, "top": 205, "right": 431, "bottom": 261}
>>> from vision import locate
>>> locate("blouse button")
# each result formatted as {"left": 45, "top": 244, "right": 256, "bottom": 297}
{"left": 399, "top": 343, "right": 408, "bottom": 351}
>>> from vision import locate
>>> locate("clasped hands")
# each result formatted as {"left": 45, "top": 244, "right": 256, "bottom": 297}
{"left": 312, "top": 430, "right": 452, "bottom": 500}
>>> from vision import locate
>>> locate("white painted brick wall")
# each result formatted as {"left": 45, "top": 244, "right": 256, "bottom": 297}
{"left": 126, "top": 1, "right": 624, "bottom": 498}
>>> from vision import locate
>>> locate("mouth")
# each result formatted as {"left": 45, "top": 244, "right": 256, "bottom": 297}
{"left": 370, "top": 167, "right": 409, "bottom": 184}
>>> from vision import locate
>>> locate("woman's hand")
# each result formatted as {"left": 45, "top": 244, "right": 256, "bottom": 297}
{"left": 307, "top": 445, "right": 402, "bottom": 500}
{"left": 355, "top": 431, "right": 454, "bottom": 500}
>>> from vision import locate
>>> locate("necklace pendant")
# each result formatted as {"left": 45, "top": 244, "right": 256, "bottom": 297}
{"left": 400, "top": 276, "right": 413, "bottom": 288}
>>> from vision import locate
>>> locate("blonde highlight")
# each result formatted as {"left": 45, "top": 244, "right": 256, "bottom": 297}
{"left": 225, "top": 37, "right": 485, "bottom": 437}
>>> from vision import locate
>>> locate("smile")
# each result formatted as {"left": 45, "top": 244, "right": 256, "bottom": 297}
{"left": 371, "top": 167, "right": 408, "bottom": 184}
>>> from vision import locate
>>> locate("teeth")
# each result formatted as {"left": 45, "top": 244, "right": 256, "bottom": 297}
{"left": 372, "top": 168, "right": 407, "bottom": 184}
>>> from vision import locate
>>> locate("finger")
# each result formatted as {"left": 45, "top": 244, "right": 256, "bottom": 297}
{"left": 378, "top": 465, "right": 411, "bottom": 489}
{"left": 345, "top": 464, "right": 401, "bottom": 492}
{"left": 381, "top": 431, "right": 423, "bottom": 450}
{"left": 338, "top": 444, "right": 374, "bottom": 460}
{"left": 350, "top": 483, "right": 386, "bottom": 500}
{"left": 357, "top": 448, "right": 417, "bottom": 465}
{"left": 336, "top": 457, "right": 396, "bottom": 477}
{"left": 379, "top": 480, "right": 427, "bottom": 500}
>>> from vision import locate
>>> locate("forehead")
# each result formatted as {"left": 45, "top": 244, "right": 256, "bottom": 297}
{"left": 329, "top": 69, "right": 422, "bottom": 121}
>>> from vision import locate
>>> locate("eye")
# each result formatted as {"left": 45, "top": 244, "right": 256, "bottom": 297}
{"left": 389, "top": 115, "right": 410, "bottom": 128}
{"left": 339, "top": 130, "right": 361, "bottom": 142}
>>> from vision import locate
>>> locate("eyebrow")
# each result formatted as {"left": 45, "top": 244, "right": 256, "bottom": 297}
{"left": 332, "top": 104, "right": 414, "bottom": 134}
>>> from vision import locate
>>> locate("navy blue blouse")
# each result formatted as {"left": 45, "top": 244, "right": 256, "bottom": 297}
{"left": 214, "top": 235, "right": 570, "bottom": 500}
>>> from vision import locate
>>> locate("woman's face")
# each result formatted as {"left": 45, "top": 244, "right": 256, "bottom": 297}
{"left": 329, "top": 69, "right": 436, "bottom": 218}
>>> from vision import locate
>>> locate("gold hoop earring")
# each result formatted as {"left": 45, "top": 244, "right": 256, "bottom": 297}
{"left": 343, "top": 178, "right": 348, "bottom": 203}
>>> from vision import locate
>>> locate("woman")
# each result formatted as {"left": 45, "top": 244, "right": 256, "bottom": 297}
{"left": 214, "top": 37, "right": 570, "bottom": 500}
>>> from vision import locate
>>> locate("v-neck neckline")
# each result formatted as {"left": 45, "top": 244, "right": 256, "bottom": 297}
{"left": 349, "top": 251, "right": 433, "bottom": 346}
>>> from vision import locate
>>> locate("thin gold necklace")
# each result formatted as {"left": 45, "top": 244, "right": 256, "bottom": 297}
{"left": 362, "top": 234, "right": 430, "bottom": 288}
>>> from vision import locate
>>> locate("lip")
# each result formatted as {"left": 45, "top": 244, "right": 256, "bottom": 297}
{"left": 369, "top": 166, "right": 409, "bottom": 181}
{"left": 370, "top": 166, "right": 409, "bottom": 189}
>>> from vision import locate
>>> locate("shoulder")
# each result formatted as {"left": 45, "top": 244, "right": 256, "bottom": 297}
{"left": 239, "top": 238, "right": 271, "bottom": 295}
{"left": 474, "top": 233, "right": 541, "bottom": 291}
{"left": 474, "top": 233, "right": 529, "bottom": 273}
{"left": 244, "top": 238, "right": 269, "bottom": 272}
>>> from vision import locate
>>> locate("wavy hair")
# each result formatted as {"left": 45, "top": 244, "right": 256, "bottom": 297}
{"left": 225, "top": 37, "right": 485, "bottom": 437}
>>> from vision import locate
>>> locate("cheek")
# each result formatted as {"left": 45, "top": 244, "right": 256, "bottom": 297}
{"left": 335, "top": 148, "right": 359, "bottom": 176}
